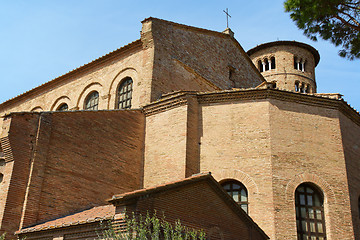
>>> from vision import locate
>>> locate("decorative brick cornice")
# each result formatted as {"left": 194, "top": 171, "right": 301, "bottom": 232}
{"left": 141, "top": 89, "right": 360, "bottom": 126}
{"left": 142, "top": 93, "right": 193, "bottom": 116}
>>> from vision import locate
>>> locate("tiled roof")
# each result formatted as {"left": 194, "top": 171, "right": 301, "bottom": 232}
{"left": 18, "top": 205, "right": 115, "bottom": 234}
{"left": 109, "top": 172, "right": 212, "bottom": 203}
{"left": 0, "top": 39, "right": 142, "bottom": 111}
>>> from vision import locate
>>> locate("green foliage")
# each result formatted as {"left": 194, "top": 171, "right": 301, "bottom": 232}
{"left": 284, "top": 0, "right": 360, "bottom": 59}
{"left": 0, "top": 233, "right": 5, "bottom": 240}
{"left": 99, "top": 212, "right": 206, "bottom": 240}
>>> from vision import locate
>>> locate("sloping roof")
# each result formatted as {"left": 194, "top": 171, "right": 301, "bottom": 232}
{"left": 109, "top": 172, "right": 269, "bottom": 239}
{"left": 0, "top": 39, "right": 142, "bottom": 111}
{"left": 109, "top": 172, "right": 212, "bottom": 203}
{"left": 18, "top": 205, "right": 115, "bottom": 234}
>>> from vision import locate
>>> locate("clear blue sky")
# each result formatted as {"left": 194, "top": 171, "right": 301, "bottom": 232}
{"left": 0, "top": 0, "right": 359, "bottom": 111}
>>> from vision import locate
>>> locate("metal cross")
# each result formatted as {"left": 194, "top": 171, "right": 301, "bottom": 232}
{"left": 223, "top": 8, "right": 231, "bottom": 28}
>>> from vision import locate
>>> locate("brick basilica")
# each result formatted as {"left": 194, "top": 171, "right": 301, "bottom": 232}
{"left": 0, "top": 18, "right": 359, "bottom": 240}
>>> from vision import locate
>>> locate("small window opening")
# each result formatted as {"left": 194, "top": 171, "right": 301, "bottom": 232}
{"left": 295, "top": 183, "right": 326, "bottom": 239}
{"left": 117, "top": 77, "right": 133, "bottom": 109}
{"left": 84, "top": 91, "right": 99, "bottom": 110}
{"left": 222, "top": 180, "right": 248, "bottom": 214}
{"left": 300, "top": 83, "right": 304, "bottom": 93}
{"left": 258, "top": 60, "right": 263, "bottom": 72}
{"left": 0, "top": 173, "right": 3, "bottom": 183}
{"left": 294, "top": 56, "right": 298, "bottom": 69}
{"left": 272, "top": 82, "right": 277, "bottom": 89}
{"left": 270, "top": 57, "right": 276, "bottom": 69}
{"left": 57, "top": 103, "right": 68, "bottom": 111}
{"left": 264, "top": 59, "right": 269, "bottom": 71}
{"left": 295, "top": 82, "right": 300, "bottom": 92}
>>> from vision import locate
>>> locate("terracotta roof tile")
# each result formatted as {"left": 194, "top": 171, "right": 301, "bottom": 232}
{"left": 109, "top": 172, "right": 212, "bottom": 203}
{"left": 18, "top": 205, "right": 115, "bottom": 234}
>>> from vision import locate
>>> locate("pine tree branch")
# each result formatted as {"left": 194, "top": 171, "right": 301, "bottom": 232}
{"left": 335, "top": 10, "right": 360, "bottom": 30}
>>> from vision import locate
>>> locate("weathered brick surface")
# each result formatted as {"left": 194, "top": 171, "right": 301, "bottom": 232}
{"left": 199, "top": 100, "right": 276, "bottom": 239}
{"left": 268, "top": 99, "right": 354, "bottom": 240}
{"left": 339, "top": 112, "right": 360, "bottom": 240}
{"left": 248, "top": 43, "right": 317, "bottom": 93}
{"left": 0, "top": 41, "right": 153, "bottom": 116}
{"left": 0, "top": 114, "right": 40, "bottom": 238}
{"left": 0, "top": 110, "right": 145, "bottom": 238}
{"left": 147, "top": 18, "right": 264, "bottom": 102}
{"left": 115, "top": 177, "right": 268, "bottom": 240}
{"left": 144, "top": 106, "right": 188, "bottom": 187}
{"left": 142, "top": 90, "right": 360, "bottom": 240}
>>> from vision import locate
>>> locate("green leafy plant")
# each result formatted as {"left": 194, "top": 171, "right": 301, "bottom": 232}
{"left": 99, "top": 212, "right": 206, "bottom": 240}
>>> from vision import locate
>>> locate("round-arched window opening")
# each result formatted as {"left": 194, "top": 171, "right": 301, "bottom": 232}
{"left": 0, "top": 159, "right": 5, "bottom": 167}
{"left": 84, "top": 91, "right": 99, "bottom": 110}
{"left": 116, "top": 77, "right": 133, "bottom": 109}
{"left": 57, "top": 103, "right": 69, "bottom": 111}
{"left": 221, "top": 180, "right": 248, "bottom": 214}
{"left": 295, "top": 183, "right": 326, "bottom": 239}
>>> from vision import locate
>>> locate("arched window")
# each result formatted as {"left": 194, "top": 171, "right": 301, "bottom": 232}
{"left": 84, "top": 91, "right": 99, "bottom": 110}
{"left": 117, "top": 77, "right": 133, "bottom": 109}
{"left": 57, "top": 103, "right": 68, "bottom": 111}
{"left": 258, "top": 60, "right": 263, "bottom": 72}
{"left": 295, "top": 81, "right": 300, "bottom": 92}
{"left": 270, "top": 57, "right": 276, "bottom": 69}
{"left": 272, "top": 81, "right": 277, "bottom": 89}
{"left": 221, "top": 180, "right": 248, "bottom": 213}
{"left": 264, "top": 58, "right": 270, "bottom": 71}
{"left": 294, "top": 56, "right": 298, "bottom": 69}
{"left": 295, "top": 183, "right": 326, "bottom": 240}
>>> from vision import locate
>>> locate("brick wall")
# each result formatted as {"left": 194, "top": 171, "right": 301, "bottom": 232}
{"left": 0, "top": 113, "right": 41, "bottom": 238}
{"left": 143, "top": 18, "right": 264, "bottom": 102}
{"left": 117, "top": 180, "right": 267, "bottom": 240}
{"left": 199, "top": 100, "right": 275, "bottom": 239}
{"left": 268, "top": 99, "right": 354, "bottom": 240}
{"left": 339, "top": 112, "right": 360, "bottom": 240}
{"left": 249, "top": 44, "right": 317, "bottom": 93}
{"left": 0, "top": 110, "right": 145, "bottom": 237}
{"left": 144, "top": 106, "right": 188, "bottom": 187}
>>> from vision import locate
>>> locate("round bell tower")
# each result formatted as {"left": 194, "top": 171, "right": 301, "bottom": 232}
{"left": 247, "top": 41, "right": 320, "bottom": 93}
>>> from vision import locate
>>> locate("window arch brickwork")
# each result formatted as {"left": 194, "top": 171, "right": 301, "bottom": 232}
{"left": 116, "top": 77, "right": 133, "bottom": 109}
{"left": 221, "top": 180, "right": 249, "bottom": 213}
{"left": 295, "top": 183, "right": 326, "bottom": 239}
{"left": 57, "top": 103, "right": 69, "bottom": 111}
{"left": 84, "top": 91, "right": 99, "bottom": 110}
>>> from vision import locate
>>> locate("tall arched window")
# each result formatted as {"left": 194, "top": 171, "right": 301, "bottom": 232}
{"left": 295, "top": 183, "right": 326, "bottom": 240}
{"left": 258, "top": 60, "right": 263, "bottom": 72}
{"left": 221, "top": 180, "right": 248, "bottom": 213}
{"left": 264, "top": 58, "right": 269, "bottom": 71}
{"left": 57, "top": 103, "right": 68, "bottom": 111}
{"left": 117, "top": 77, "right": 133, "bottom": 109}
{"left": 84, "top": 91, "right": 99, "bottom": 110}
{"left": 270, "top": 56, "right": 276, "bottom": 69}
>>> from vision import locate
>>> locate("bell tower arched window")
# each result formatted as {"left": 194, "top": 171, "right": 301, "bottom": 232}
{"left": 117, "top": 77, "right": 133, "bottom": 109}
{"left": 295, "top": 183, "right": 326, "bottom": 240}
{"left": 84, "top": 91, "right": 99, "bottom": 110}
{"left": 221, "top": 180, "right": 248, "bottom": 213}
